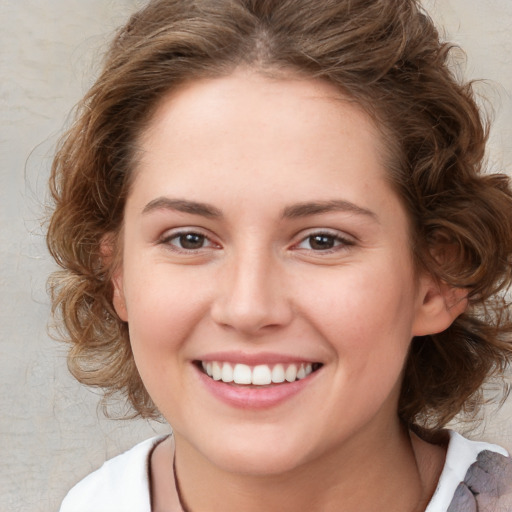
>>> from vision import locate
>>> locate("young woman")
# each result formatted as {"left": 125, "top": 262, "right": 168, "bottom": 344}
{"left": 48, "top": 0, "right": 512, "bottom": 510}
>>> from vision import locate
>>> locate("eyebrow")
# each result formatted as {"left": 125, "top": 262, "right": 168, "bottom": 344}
{"left": 141, "top": 197, "right": 377, "bottom": 221}
{"left": 142, "top": 198, "right": 223, "bottom": 218}
{"left": 282, "top": 200, "right": 378, "bottom": 221}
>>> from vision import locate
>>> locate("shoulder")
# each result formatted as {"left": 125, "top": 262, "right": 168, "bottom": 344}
{"left": 447, "top": 448, "right": 512, "bottom": 512}
{"left": 59, "top": 435, "right": 168, "bottom": 512}
{"left": 426, "top": 430, "right": 512, "bottom": 512}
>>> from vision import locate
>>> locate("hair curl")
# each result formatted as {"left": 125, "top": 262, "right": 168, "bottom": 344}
{"left": 48, "top": 0, "right": 512, "bottom": 428}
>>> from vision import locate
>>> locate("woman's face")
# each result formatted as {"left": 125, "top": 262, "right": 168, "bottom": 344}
{"left": 113, "top": 70, "right": 438, "bottom": 474}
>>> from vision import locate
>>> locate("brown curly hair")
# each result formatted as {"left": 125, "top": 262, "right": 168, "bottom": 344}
{"left": 47, "top": 0, "right": 512, "bottom": 429}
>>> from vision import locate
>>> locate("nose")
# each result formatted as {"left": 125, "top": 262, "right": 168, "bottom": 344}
{"left": 210, "top": 249, "right": 293, "bottom": 335}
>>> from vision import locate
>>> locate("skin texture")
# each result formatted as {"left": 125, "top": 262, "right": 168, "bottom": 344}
{"left": 112, "top": 70, "right": 463, "bottom": 511}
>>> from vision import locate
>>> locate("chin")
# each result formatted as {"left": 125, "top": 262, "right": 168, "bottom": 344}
{"left": 194, "top": 423, "right": 319, "bottom": 476}
{"left": 209, "top": 444, "right": 308, "bottom": 477}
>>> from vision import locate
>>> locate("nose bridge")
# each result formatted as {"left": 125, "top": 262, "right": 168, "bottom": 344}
{"left": 211, "top": 239, "right": 291, "bottom": 333}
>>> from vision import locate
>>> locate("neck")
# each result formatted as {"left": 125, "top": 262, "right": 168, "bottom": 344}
{"left": 152, "top": 419, "right": 445, "bottom": 512}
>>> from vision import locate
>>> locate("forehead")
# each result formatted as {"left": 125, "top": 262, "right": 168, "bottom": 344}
{"left": 125, "top": 69, "right": 409, "bottom": 232}
{"left": 135, "top": 70, "right": 387, "bottom": 186}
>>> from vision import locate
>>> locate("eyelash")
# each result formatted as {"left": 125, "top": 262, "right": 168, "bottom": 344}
{"left": 159, "top": 229, "right": 355, "bottom": 254}
{"left": 293, "top": 231, "right": 355, "bottom": 253}
{"left": 159, "top": 230, "right": 218, "bottom": 253}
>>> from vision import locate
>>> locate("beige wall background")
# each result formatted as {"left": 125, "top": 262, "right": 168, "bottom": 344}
{"left": 1, "top": 1, "right": 511, "bottom": 510}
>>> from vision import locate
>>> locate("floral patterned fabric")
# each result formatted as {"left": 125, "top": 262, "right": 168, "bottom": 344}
{"left": 447, "top": 450, "right": 512, "bottom": 511}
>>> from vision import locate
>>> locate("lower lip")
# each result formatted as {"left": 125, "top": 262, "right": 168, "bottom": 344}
{"left": 195, "top": 366, "right": 320, "bottom": 410}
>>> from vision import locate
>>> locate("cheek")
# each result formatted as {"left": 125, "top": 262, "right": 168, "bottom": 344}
{"left": 122, "top": 262, "right": 211, "bottom": 363}
{"left": 306, "top": 267, "right": 416, "bottom": 412}
{"left": 295, "top": 259, "right": 418, "bottom": 412}
{"left": 123, "top": 269, "right": 209, "bottom": 415}
{"left": 301, "top": 264, "right": 416, "bottom": 345}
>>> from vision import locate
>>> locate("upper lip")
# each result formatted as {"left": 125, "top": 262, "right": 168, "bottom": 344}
{"left": 195, "top": 351, "right": 322, "bottom": 366}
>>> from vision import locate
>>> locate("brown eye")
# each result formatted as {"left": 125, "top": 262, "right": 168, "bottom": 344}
{"left": 308, "top": 234, "right": 336, "bottom": 250}
{"left": 176, "top": 233, "right": 206, "bottom": 249}
{"left": 295, "top": 231, "right": 354, "bottom": 252}
{"left": 164, "top": 231, "right": 212, "bottom": 251}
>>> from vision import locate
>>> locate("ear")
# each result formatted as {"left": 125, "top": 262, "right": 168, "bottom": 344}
{"left": 100, "top": 234, "right": 128, "bottom": 322}
{"left": 111, "top": 268, "right": 128, "bottom": 322}
{"left": 412, "top": 274, "right": 468, "bottom": 336}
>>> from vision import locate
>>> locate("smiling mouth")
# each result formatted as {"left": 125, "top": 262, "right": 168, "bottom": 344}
{"left": 197, "top": 361, "right": 323, "bottom": 386}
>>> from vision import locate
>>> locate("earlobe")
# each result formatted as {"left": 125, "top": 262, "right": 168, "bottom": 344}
{"left": 100, "top": 233, "right": 128, "bottom": 322}
{"left": 412, "top": 275, "right": 468, "bottom": 336}
{"left": 112, "top": 270, "right": 128, "bottom": 322}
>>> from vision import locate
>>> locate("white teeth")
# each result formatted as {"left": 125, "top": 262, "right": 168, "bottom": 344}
{"left": 212, "top": 361, "right": 222, "bottom": 381}
{"left": 233, "top": 364, "right": 252, "bottom": 384}
{"left": 221, "top": 362, "right": 234, "bottom": 382}
{"left": 252, "top": 365, "right": 272, "bottom": 385}
{"left": 202, "top": 361, "right": 318, "bottom": 385}
{"left": 271, "top": 364, "right": 285, "bottom": 383}
{"left": 285, "top": 364, "right": 298, "bottom": 382}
